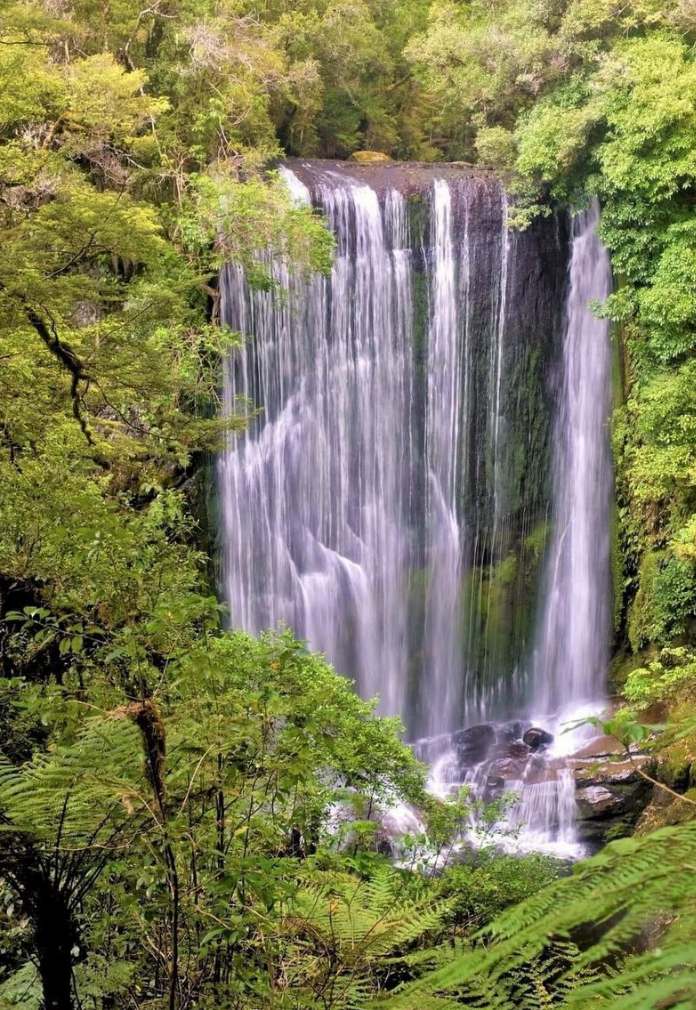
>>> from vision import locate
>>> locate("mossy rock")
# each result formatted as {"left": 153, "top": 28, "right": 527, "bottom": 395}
{"left": 658, "top": 701, "right": 696, "bottom": 786}
{"left": 524, "top": 520, "right": 549, "bottom": 562}
{"left": 635, "top": 786, "right": 696, "bottom": 835}
{"left": 349, "top": 150, "right": 392, "bottom": 163}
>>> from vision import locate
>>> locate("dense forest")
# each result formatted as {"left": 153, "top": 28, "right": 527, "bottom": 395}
{"left": 1, "top": 0, "right": 696, "bottom": 1008}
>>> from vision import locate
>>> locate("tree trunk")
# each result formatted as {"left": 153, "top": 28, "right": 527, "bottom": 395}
{"left": 33, "top": 884, "right": 77, "bottom": 1010}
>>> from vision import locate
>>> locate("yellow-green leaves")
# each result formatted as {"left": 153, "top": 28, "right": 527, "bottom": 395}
{"left": 596, "top": 36, "right": 696, "bottom": 202}
{"left": 61, "top": 54, "right": 168, "bottom": 156}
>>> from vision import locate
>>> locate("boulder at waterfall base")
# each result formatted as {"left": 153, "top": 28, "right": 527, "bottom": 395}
{"left": 452, "top": 724, "right": 496, "bottom": 765}
{"left": 576, "top": 785, "right": 623, "bottom": 818}
{"left": 570, "top": 752, "right": 654, "bottom": 846}
{"left": 523, "top": 727, "right": 554, "bottom": 751}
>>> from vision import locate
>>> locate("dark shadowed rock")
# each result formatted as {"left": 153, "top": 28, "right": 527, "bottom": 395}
{"left": 506, "top": 741, "right": 532, "bottom": 760}
{"left": 523, "top": 727, "right": 554, "bottom": 751}
{"left": 573, "top": 752, "right": 655, "bottom": 847}
{"left": 498, "top": 720, "right": 528, "bottom": 743}
{"left": 375, "top": 832, "right": 394, "bottom": 857}
{"left": 484, "top": 775, "right": 505, "bottom": 798}
{"left": 452, "top": 724, "right": 496, "bottom": 765}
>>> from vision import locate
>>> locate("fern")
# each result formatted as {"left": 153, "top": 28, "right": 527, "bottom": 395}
{"left": 0, "top": 716, "right": 144, "bottom": 850}
{"left": 273, "top": 865, "right": 453, "bottom": 1009}
{"left": 371, "top": 823, "right": 696, "bottom": 1010}
{"left": 0, "top": 963, "right": 40, "bottom": 1009}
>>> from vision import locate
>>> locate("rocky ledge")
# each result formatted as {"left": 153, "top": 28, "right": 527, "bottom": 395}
{"left": 416, "top": 721, "right": 657, "bottom": 852}
{"left": 567, "top": 736, "right": 655, "bottom": 846}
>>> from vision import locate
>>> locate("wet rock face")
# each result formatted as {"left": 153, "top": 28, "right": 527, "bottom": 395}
{"left": 420, "top": 720, "right": 658, "bottom": 855}
{"left": 576, "top": 785, "right": 623, "bottom": 817}
{"left": 418, "top": 721, "right": 538, "bottom": 807}
{"left": 446, "top": 720, "right": 541, "bottom": 777}
{"left": 443, "top": 721, "right": 560, "bottom": 806}
{"left": 452, "top": 724, "right": 497, "bottom": 765}
{"left": 571, "top": 752, "right": 655, "bottom": 846}
{"left": 488, "top": 756, "right": 528, "bottom": 780}
{"left": 507, "top": 741, "right": 533, "bottom": 760}
{"left": 523, "top": 727, "right": 554, "bottom": 751}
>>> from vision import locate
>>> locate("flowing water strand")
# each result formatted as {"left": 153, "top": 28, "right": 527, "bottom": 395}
{"left": 457, "top": 184, "right": 479, "bottom": 728}
{"left": 219, "top": 171, "right": 414, "bottom": 718}
{"left": 532, "top": 200, "right": 613, "bottom": 720}
{"left": 278, "top": 164, "right": 311, "bottom": 205}
{"left": 491, "top": 200, "right": 613, "bottom": 858}
{"left": 481, "top": 190, "right": 511, "bottom": 695}
{"left": 423, "top": 199, "right": 611, "bottom": 859}
{"left": 423, "top": 180, "right": 463, "bottom": 736}
{"left": 491, "top": 189, "right": 510, "bottom": 529}
{"left": 504, "top": 767, "right": 582, "bottom": 858}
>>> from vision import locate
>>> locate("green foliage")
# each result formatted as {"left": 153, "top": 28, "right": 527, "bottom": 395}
{"left": 0, "top": 716, "right": 142, "bottom": 844}
{"left": 0, "top": 628, "right": 428, "bottom": 1008}
{"left": 373, "top": 822, "right": 696, "bottom": 1010}
{"left": 269, "top": 864, "right": 453, "bottom": 1008}
{"left": 402, "top": 0, "right": 696, "bottom": 675}
{"left": 629, "top": 551, "right": 696, "bottom": 650}
{"left": 178, "top": 172, "right": 334, "bottom": 279}
{"left": 434, "top": 852, "right": 563, "bottom": 932}
{"left": 622, "top": 646, "right": 696, "bottom": 709}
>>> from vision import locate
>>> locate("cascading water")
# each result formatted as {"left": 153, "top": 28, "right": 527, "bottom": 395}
{"left": 429, "top": 200, "right": 612, "bottom": 858}
{"left": 532, "top": 200, "right": 613, "bottom": 720}
{"left": 218, "top": 161, "right": 611, "bottom": 854}
{"left": 503, "top": 200, "right": 613, "bottom": 856}
{"left": 423, "top": 179, "right": 463, "bottom": 737}
{"left": 219, "top": 169, "right": 414, "bottom": 719}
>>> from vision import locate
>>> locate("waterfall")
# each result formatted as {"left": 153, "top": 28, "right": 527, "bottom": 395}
{"left": 423, "top": 179, "right": 463, "bottom": 736}
{"left": 532, "top": 200, "right": 613, "bottom": 721}
{"left": 219, "top": 170, "right": 414, "bottom": 719}
{"left": 218, "top": 161, "right": 614, "bottom": 854}
{"left": 219, "top": 161, "right": 568, "bottom": 738}
{"left": 495, "top": 203, "right": 612, "bottom": 857}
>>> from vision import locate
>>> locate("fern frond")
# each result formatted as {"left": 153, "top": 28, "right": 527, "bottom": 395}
{"left": 370, "top": 822, "right": 696, "bottom": 1010}
{"left": 0, "top": 962, "right": 40, "bottom": 1008}
{"left": 0, "top": 716, "right": 143, "bottom": 851}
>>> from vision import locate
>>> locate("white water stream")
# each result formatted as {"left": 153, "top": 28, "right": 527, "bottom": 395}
{"left": 532, "top": 201, "right": 613, "bottom": 718}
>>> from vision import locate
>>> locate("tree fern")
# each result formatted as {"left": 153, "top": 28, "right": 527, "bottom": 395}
{"left": 273, "top": 864, "right": 453, "bottom": 1009}
{"left": 371, "top": 823, "right": 696, "bottom": 1010}
{"left": 288, "top": 864, "right": 451, "bottom": 956}
{"left": 0, "top": 714, "right": 148, "bottom": 1010}
{"left": 0, "top": 716, "right": 143, "bottom": 850}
